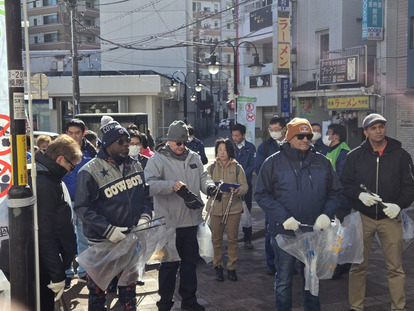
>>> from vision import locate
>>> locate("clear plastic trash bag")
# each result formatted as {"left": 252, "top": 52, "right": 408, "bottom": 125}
{"left": 401, "top": 209, "right": 414, "bottom": 241}
{"left": 77, "top": 222, "right": 165, "bottom": 290}
{"left": 197, "top": 221, "right": 213, "bottom": 264}
{"left": 336, "top": 212, "right": 364, "bottom": 265}
{"left": 276, "top": 212, "right": 364, "bottom": 296}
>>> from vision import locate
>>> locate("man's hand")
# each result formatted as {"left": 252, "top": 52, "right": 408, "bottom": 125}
{"left": 358, "top": 192, "right": 382, "bottom": 206}
{"left": 47, "top": 280, "right": 65, "bottom": 301}
{"left": 108, "top": 226, "right": 128, "bottom": 243}
{"left": 383, "top": 203, "right": 401, "bottom": 219}
{"left": 314, "top": 214, "right": 331, "bottom": 230}
{"left": 176, "top": 186, "right": 204, "bottom": 210}
{"left": 173, "top": 181, "right": 186, "bottom": 192}
{"left": 137, "top": 213, "right": 152, "bottom": 229}
{"left": 283, "top": 217, "right": 301, "bottom": 231}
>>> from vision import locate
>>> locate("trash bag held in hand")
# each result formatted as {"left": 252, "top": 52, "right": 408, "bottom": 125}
{"left": 176, "top": 186, "right": 204, "bottom": 210}
{"left": 240, "top": 198, "right": 251, "bottom": 227}
{"left": 336, "top": 212, "right": 364, "bottom": 265}
{"left": 197, "top": 221, "right": 214, "bottom": 264}
{"left": 401, "top": 209, "right": 414, "bottom": 241}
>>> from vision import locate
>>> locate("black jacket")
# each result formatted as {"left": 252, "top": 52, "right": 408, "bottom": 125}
{"left": 340, "top": 136, "right": 414, "bottom": 220}
{"left": 35, "top": 152, "right": 77, "bottom": 282}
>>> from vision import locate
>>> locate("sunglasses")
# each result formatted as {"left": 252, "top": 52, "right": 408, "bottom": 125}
{"left": 176, "top": 141, "right": 187, "bottom": 147}
{"left": 64, "top": 157, "right": 76, "bottom": 172}
{"left": 296, "top": 134, "right": 314, "bottom": 141}
{"left": 116, "top": 137, "right": 131, "bottom": 145}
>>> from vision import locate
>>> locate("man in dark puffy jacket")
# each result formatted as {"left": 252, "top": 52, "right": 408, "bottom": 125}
{"left": 340, "top": 113, "right": 414, "bottom": 311}
{"left": 255, "top": 117, "right": 342, "bottom": 311}
{"left": 187, "top": 125, "right": 208, "bottom": 165}
{"left": 75, "top": 116, "right": 152, "bottom": 311}
{"left": 36, "top": 134, "right": 82, "bottom": 310}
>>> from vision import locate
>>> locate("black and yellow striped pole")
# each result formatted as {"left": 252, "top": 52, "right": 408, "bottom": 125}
{"left": 5, "top": 0, "right": 35, "bottom": 309}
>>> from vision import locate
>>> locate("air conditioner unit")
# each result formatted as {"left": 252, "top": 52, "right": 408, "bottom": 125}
{"left": 51, "top": 61, "right": 57, "bottom": 70}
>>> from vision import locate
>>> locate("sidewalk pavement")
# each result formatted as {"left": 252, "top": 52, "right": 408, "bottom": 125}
{"left": 57, "top": 131, "right": 414, "bottom": 310}
{"left": 59, "top": 204, "right": 414, "bottom": 311}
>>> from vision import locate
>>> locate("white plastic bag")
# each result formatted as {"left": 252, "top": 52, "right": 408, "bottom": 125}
{"left": 197, "top": 221, "right": 214, "bottom": 264}
{"left": 401, "top": 209, "right": 414, "bottom": 240}
{"left": 240, "top": 199, "right": 252, "bottom": 227}
{"left": 336, "top": 212, "right": 364, "bottom": 265}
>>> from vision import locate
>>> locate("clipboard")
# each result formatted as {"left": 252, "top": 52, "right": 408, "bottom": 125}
{"left": 215, "top": 182, "right": 240, "bottom": 192}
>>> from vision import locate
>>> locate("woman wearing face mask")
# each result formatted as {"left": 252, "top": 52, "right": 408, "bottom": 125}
{"left": 127, "top": 129, "right": 149, "bottom": 169}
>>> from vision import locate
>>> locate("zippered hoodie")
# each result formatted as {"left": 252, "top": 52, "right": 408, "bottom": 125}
{"left": 254, "top": 142, "right": 343, "bottom": 237}
{"left": 144, "top": 146, "right": 215, "bottom": 229}
{"left": 340, "top": 136, "right": 414, "bottom": 220}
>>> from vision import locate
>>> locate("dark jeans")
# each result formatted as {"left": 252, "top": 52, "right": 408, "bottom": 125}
{"left": 242, "top": 182, "right": 253, "bottom": 241}
{"left": 157, "top": 226, "right": 200, "bottom": 311}
{"left": 270, "top": 238, "right": 320, "bottom": 311}
{"left": 265, "top": 215, "right": 275, "bottom": 267}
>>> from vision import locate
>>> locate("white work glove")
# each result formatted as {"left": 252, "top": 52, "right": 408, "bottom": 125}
{"left": 47, "top": 280, "right": 65, "bottom": 301}
{"left": 283, "top": 217, "right": 301, "bottom": 231}
{"left": 108, "top": 226, "right": 128, "bottom": 243}
{"left": 137, "top": 213, "right": 152, "bottom": 229}
{"left": 358, "top": 192, "right": 382, "bottom": 207}
{"left": 314, "top": 214, "right": 331, "bottom": 230}
{"left": 383, "top": 203, "right": 401, "bottom": 219}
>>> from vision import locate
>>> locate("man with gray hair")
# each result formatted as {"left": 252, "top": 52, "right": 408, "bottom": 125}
{"left": 145, "top": 120, "right": 217, "bottom": 311}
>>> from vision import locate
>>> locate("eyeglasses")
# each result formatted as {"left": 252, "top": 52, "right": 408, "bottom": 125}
{"left": 296, "top": 134, "right": 314, "bottom": 141}
{"left": 176, "top": 141, "right": 187, "bottom": 147}
{"left": 116, "top": 137, "right": 131, "bottom": 145}
{"left": 64, "top": 157, "right": 76, "bottom": 172}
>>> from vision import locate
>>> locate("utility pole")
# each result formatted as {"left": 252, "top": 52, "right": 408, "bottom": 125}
{"left": 5, "top": 0, "right": 35, "bottom": 309}
{"left": 69, "top": 0, "right": 80, "bottom": 115}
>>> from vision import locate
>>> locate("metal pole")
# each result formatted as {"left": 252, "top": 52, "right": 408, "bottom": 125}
{"left": 184, "top": 80, "right": 188, "bottom": 124}
{"left": 70, "top": 0, "right": 80, "bottom": 115}
{"left": 5, "top": 0, "right": 35, "bottom": 309}
{"left": 234, "top": 53, "right": 238, "bottom": 124}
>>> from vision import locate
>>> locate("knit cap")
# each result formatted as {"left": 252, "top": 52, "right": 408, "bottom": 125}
{"left": 100, "top": 116, "right": 129, "bottom": 148}
{"left": 285, "top": 118, "right": 313, "bottom": 142}
{"left": 362, "top": 113, "right": 386, "bottom": 129}
{"left": 166, "top": 120, "right": 188, "bottom": 142}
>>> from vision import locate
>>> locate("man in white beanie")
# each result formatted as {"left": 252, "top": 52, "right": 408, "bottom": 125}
{"left": 341, "top": 113, "right": 414, "bottom": 311}
{"left": 74, "top": 116, "right": 152, "bottom": 311}
{"left": 145, "top": 120, "right": 217, "bottom": 311}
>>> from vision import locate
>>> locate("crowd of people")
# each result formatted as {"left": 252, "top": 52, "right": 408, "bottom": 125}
{"left": 5, "top": 113, "right": 414, "bottom": 311}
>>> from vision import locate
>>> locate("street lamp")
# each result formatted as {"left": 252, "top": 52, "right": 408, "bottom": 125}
{"left": 207, "top": 40, "right": 264, "bottom": 124}
{"left": 169, "top": 70, "right": 203, "bottom": 124}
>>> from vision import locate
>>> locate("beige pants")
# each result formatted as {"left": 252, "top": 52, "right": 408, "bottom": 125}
{"left": 349, "top": 212, "right": 405, "bottom": 311}
{"left": 210, "top": 213, "right": 241, "bottom": 270}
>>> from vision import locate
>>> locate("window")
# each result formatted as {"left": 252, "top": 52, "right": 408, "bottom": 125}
{"left": 214, "top": 4, "right": 218, "bottom": 12}
{"left": 411, "top": 17, "right": 414, "bottom": 49}
{"left": 263, "top": 42, "right": 273, "bottom": 63}
{"left": 44, "top": 32, "right": 59, "bottom": 43}
{"left": 214, "top": 21, "right": 218, "bottom": 29}
{"left": 227, "top": 22, "right": 231, "bottom": 29}
{"left": 316, "top": 30, "right": 329, "bottom": 64}
{"left": 43, "top": 14, "right": 58, "bottom": 25}
{"left": 43, "top": 0, "right": 57, "bottom": 6}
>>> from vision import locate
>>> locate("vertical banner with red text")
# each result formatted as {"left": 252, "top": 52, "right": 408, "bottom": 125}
{"left": 0, "top": 3, "right": 12, "bottom": 241}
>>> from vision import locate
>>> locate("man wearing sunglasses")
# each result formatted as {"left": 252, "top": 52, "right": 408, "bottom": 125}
{"left": 34, "top": 134, "right": 82, "bottom": 310}
{"left": 255, "top": 117, "right": 342, "bottom": 311}
{"left": 74, "top": 116, "right": 152, "bottom": 311}
{"left": 145, "top": 120, "right": 216, "bottom": 311}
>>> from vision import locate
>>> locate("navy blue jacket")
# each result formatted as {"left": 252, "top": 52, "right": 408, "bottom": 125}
{"left": 255, "top": 137, "right": 280, "bottom": 174}
{"left": 63, "top": 138, "right": 96, "bottom": 201}
{"left": 313, "top": 138, "right": 329, "bottom": 155}
{"left": 233, "top": 140, "right": 256, "bottom": 183}
{"left": 187, "top": 136, "right": 208, "bottom": 165}
{"left": 74, "top": 148, "right": 152, "bottom": 242}
{"left": 254, "top": 142, "right": 342, "bottom": 237}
